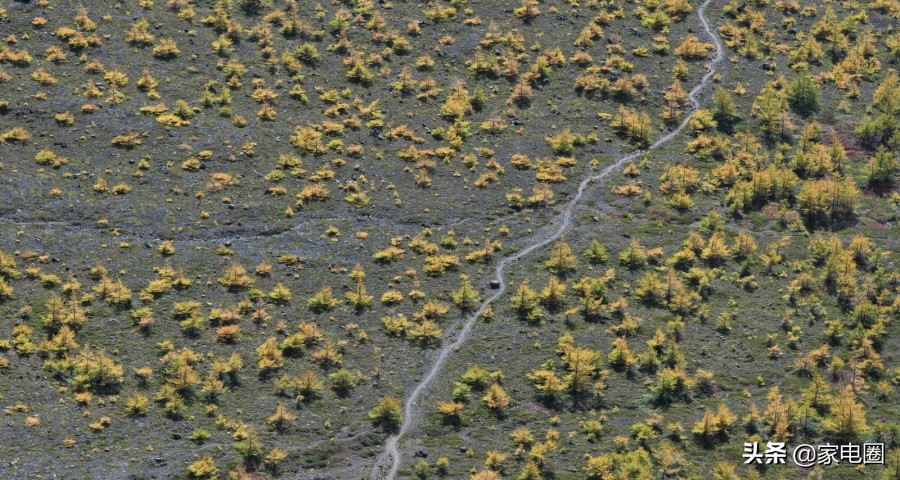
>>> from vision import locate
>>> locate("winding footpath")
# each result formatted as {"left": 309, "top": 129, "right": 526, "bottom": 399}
{"left": 370, "top": 0, "right": 726, "bottom": 478}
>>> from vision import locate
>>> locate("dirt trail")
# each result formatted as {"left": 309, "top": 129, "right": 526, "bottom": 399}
{"left": 370, "top": 1, "right": 726, "bottom": 478}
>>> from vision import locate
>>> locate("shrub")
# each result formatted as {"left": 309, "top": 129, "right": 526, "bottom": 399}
{"left": 72, "top": 348, "right": 124, "bottom": 393}
{"left": 219, "top": 264, "right": 252, "bottom": 290}
{"left": 295, "top": 43, "right": 319, "bottom": 63}
{"left": 674, "top": 35, "right": 714, "bottom": 59}
{"left": 126, "top": 19, "right": 154, "bottom": 45}
{"left": 256, "top": 337, "right": 284, "bottom": 373}
{"left": 308, "top": 287, "right": 338, "bottom": 312}
{"left": 1, "top": 127, "right": 30, "bottom": 143}
{"left": 216, "top": 325, "right": 240, "bottom": 343}
{"left": 514, "top": 0, "right": 540, "bottom": 19}
{"left": 451, "top": 275, "right": 481, "bottom": 311}
{"left": 124, "top": 392, "right": 149, "bottom": 416}
{"left": 329, "top": 369, "right": 361, "bottom": 396}
{"left": 187, "top": 455, "right": 219, "bottom": 479}
{"left": 369, "top": 396, "right": 402, "bottom": 431}
{"left": 268, "top": 403, "right": 296, "bottom": 433}
{"left": 110, "top": 132, "right": 142, "bottom": 149}
{"left": 35, "top": 150, "right": 69, "bottom": 168}
{"left": 483, "top": 383, "right": 511, "bottom": 411}
{"left": 866, "top": 148, "right": 897, "bottom": 187}
{"left": 787, "top": 74, "right": 820, "bottom": 116}
{"left": 189, "top": 428, "right": 211, "bottom": 444}
{"left": 268, "top": 283, "right": 291, "bottom": 304}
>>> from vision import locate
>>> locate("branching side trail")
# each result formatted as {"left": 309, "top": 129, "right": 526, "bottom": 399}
{"left": 371, "top": 0, "right": 726, "bottom": 478}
